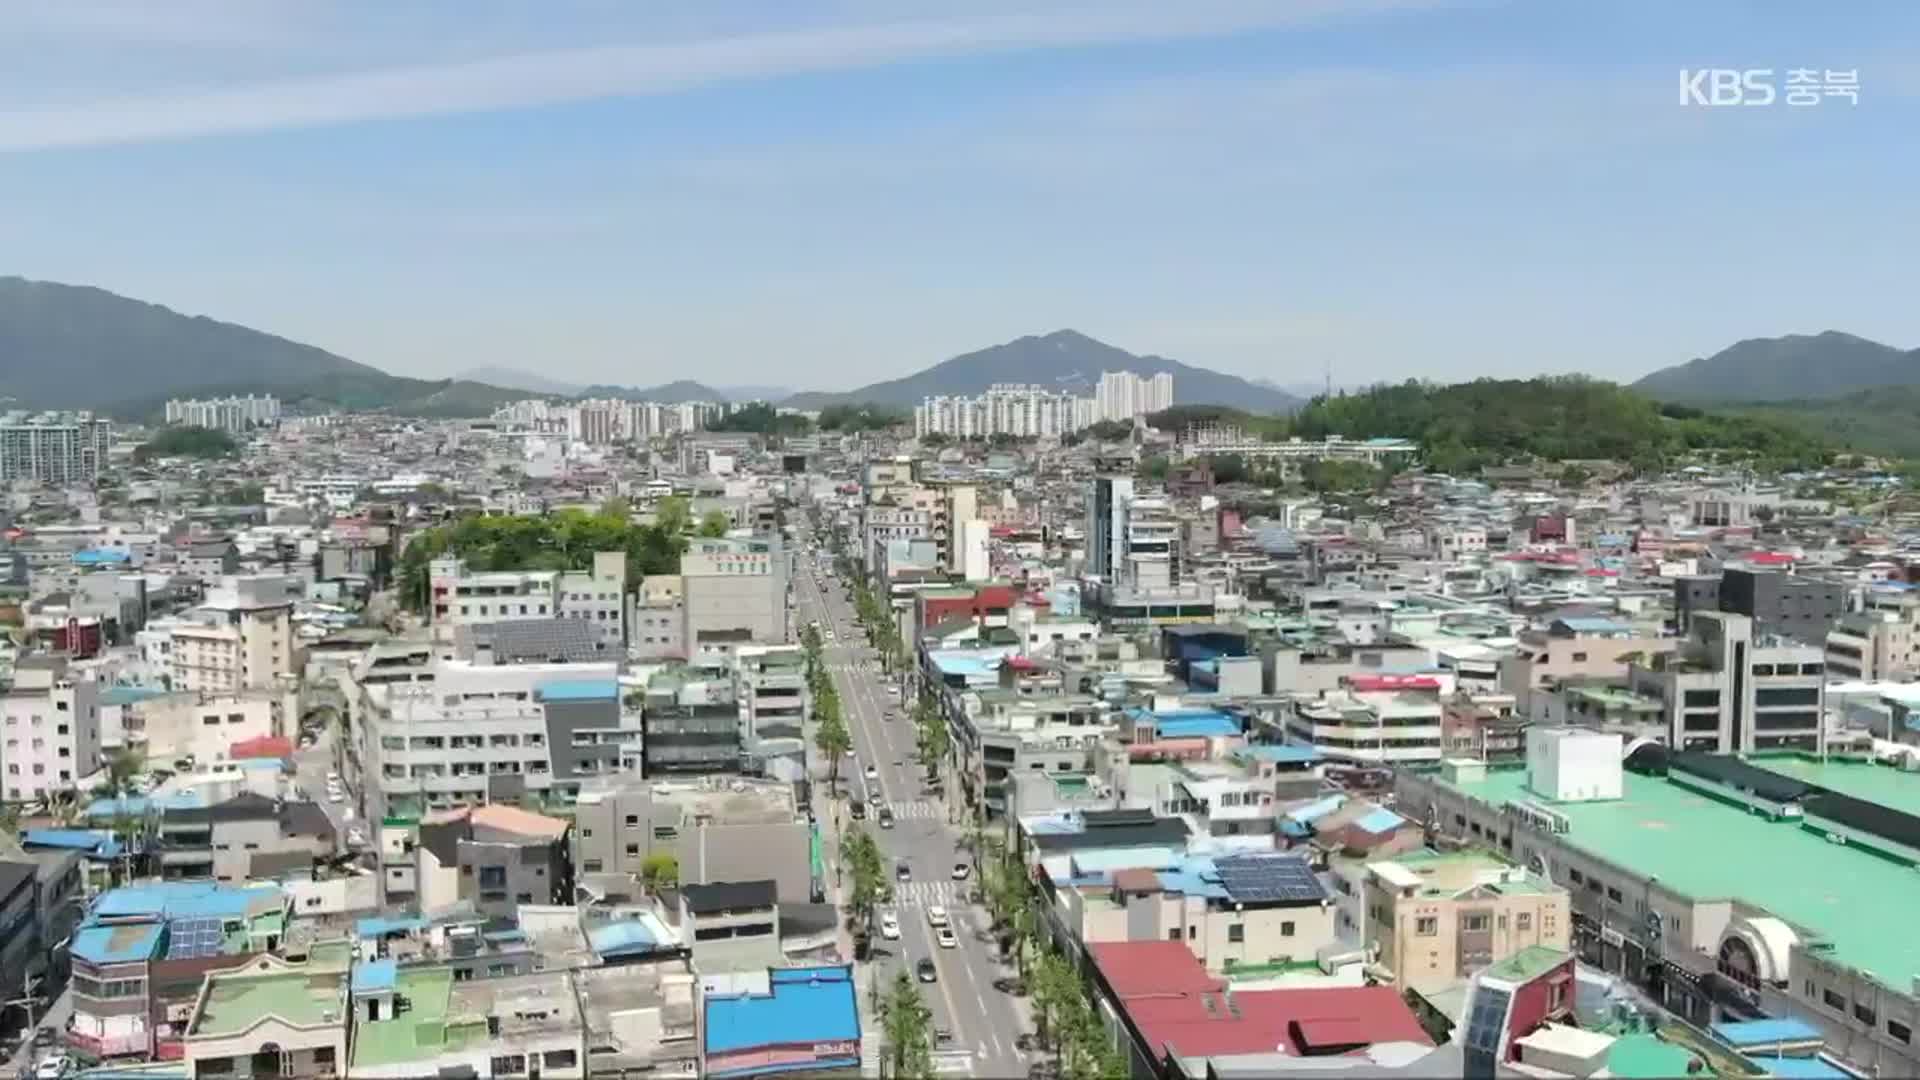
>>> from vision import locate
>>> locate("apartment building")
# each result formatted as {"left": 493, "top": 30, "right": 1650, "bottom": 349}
{"left": 413, "top": 803, "right": 573, "bottom": 920}
{"left": 1825, "top": 588, "right": 1920, "bottom": 680}
{"left": 1, "top": 655, "right": 103, "bottom": 801}
{"left": 681, "top": 537, "right": 788, "bottom": 656}
{"left": 951, "top": 691, "right": 1116, "bottom": 818}
{"left": 170, "top": 575, "right": 297, "bottom": 695}
{"left": 574, "top": 776, "right": 813, "bottom": 901}
{"left": 1283, "top": 685, "right": 1445, "bottom": 765}
{"left": 632, "top": 574, "right": 687, "bottom": 660}
{"left": 733, "top": 644, "right": 808, "bottom": 770}
{"left": 1627, "top": 610, "right": 1825, "bottom": 754}
{"left": 559, "top": 551, "right": 628, "bottom": 651}
{"left": 428, "top": 557, "right": 560, "bottom": 627}
{"left": 1083, "top": 852, "right": 1333, "bottom": 974}
{"left": 1362, "top": 850, "right": 1571, "bottom": 995}
{"left": 1499, "top": 618, "right": 1675, "bottom": 721}
{"left": 682, "top": 880, "right": 783, "bottom": 973}
{"left": 1675, "top": 568, "right": 1846, "bottom": 644}
{"left": 359, "top": 660, "right": 634, "bottom": 820}
{"left": 156, "top": 793, "right": 334, "bottom": 883}
{"left": 0, "top": 410, "right": 112, "bottom": 484}
{"left": 640, "top": 668, "right": 739, "bottom": 776}
{"left": 165, "top": 395, "right": 281, "bottom": 433}
{"left": 182, "top": 954, "right": 348, "bottom": 1079}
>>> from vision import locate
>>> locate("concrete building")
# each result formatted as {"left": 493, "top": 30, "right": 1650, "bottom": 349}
{"left": 414, "top": 803, "right": 573, "bottom": 920}
{"left": 681, "top": 880, "right": 782, "bottom": 973}
{"left": 165, "top": 395, "right": 281, "bottom": 433}
{"left": 170, "top": 575, "right": 297, "bottom": 695}
{"left": 0, "top": 410, "right": 112, "bottom": 484}
{"left": 957, "top": 518, "right": 991, "bottom": 583}
{"left": 1500, "top": 618, "right": 1676, "bottom": 721}
{"left": 428, "top": 557, "right": 560, "bottom": 628}
{"left": 1283, "top": 684, "right": 1445, "bottom": 766}
{"left": 733, "top": 644, "right": 808, "bottom": 771}
{"left": 157, "top": 793, "right": 335, "bottom": 883}
{"left": 559, "top": 550, "right": 628, "bottom": 651}
{"left": 181, "top": 954, "right": 349, "bottom": 1079}
{"left": 135, "top": 692, "right": 283, "bottom": 764}
{"left": 1362, "top": 849, "right": 1571, "bottom": 995}
{"left": 1675, "top": 568, "right": 1846, "bottom": 645}
{"left": 574, "top": 776, "right": 813, "bottom": 902}
{"left": 1627, "top": 610, "right": 1825, "bottom": 754}
{"left": 632, "top": 574, "right": 687, "bottom": 660}
{"left": 1825, "top": 589, "right": 1920, "bottom": 680}
{"left": 681, "top": 537, "right": 788, "bottom": 656}
{"left": 1, "top": 654, "right": 103, "bottom": 801}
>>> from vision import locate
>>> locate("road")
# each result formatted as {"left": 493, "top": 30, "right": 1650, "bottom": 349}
{"left": 795, "top": 530, "right": 1029, "bottom": 1078}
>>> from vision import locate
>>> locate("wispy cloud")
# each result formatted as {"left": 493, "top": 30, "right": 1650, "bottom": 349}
{"left": 0, "top": 0, "right": 1440, "bottom": 152}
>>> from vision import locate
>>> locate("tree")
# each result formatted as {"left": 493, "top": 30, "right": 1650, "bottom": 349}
{"left": 1030, "top": 948, "right": 1080, "bottom": 1060}
{"left": 1559, "top": 463, "right": 1593, "bottom": 489}
{"left": 879, "top": 970, "right": 936, "bottom": 1079}
{"left": 839, "top": 825, "right": 887, "bottom": 928}
{"left": 641, "top": 852, "right": 679, "bottom": 892}
{"left": 914, "top": 695, "right": 950, "bottom": 783}
{"left": 653, "top": 495, "right": 692, "bottom": 538}
{"left": 697, "top": 510, "right": 731, "bottom": 537}
{"left": 813, "top": 688, "right": 851, "bottom": 792}
{"left": 133, "top": 425, "right": 237, "bottom": 463}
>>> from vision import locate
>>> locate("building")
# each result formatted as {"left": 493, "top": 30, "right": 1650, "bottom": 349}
{"left": 181, "top": 953, "right": 349, "bottom": 1079}
{"left": 170, "top": 575, "right": 297, "bottom": 695}
{"left": 428, "top": 557, "right": 560, "bottom": 628}
{"left": 1283, "top": 682, "right": 1445, "bottom": 766}
{"left": 359, "top": 661, "right": 634, "bottom": 820}
{"left": 164, "top": 395, "right": 281, "bottom": 433}
{"left": 156, "top": 792, "right": 335, "bottom": 883}
{"left": 700, "top": 965, "right": 860, "bottom": 1080}
{"left": 2, "top": 655, "right": 103, "bottom": 801}
{"left": 575, "top": 777, "right": 813, "bottom": 902}
{"left": 0, "top": 411, "right": 112, "bottom": 484}
{"left": 640, "top": 669, "right": 740, "bottom": 776}
{"left": 914, "top": 384, "right": 1089, "bottom": 439}
{"left": 1095, "top": 370, "right": 1175, "bottom": 423}
{"left": 682, "top": 880, "right": 783, "bottom": 973}
{"left": 681, "top": 537, "right": 788, "bottom": 656}
{"left": 1500, "top": 618, "right": 1675, "bottom": 721}
{"left": 414, "top": 803, "right": 573, "bottom": 919}
{"left": 1825, "top": 589, "right": 1920, "bottom": 680}
{"left": 733, "top": 644, "right": 808, "bottom": 771}
{"left": 1627, "top": 610, "right": 1825, "bottom": 754}
{"left": 1090, "top": 853, "right": 1336, "bottom": 974}
{"left": 0, "top": 861, "right": 39, "bottom": 1047}
{"left": 1675, "top": 568, "right": 1846, "bottom": 644}
{"left": 1361, "top": 849, "right": 1570, "bottom": 994}
{"left": 632, "top": 574, "right": 687, "bottom": 660}
{"left": 559, "top": 551, "right": 628, "bottom": 651}
{"left": 1086, "top": 474, "right": 1133, "bottom": 582}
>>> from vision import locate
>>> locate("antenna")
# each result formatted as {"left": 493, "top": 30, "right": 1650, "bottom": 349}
{"left": 1323, "top": 357, "right": 1332, "bottom": 399}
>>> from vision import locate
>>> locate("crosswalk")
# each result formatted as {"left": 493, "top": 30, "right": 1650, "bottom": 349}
{"left": 890, "top": 879, "right": 969, "bottom": 908}
{"left": 879, "top": 799, "right": 943, "bottom": 820}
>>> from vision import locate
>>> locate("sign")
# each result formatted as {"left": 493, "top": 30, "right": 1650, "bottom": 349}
{"left": 813, "top": 1041, "right": 857, "bottom": 1058}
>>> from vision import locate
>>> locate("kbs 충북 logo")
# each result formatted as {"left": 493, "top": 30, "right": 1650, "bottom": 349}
{"left": 1679, "top": 69, "right": 1860, "bottom": 107}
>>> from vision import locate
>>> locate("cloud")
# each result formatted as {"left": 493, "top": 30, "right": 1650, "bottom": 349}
{"left": 0, "top": 0, "right": 1440, "bottom": 152}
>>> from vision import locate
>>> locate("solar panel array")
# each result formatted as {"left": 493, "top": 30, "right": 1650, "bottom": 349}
{"left": 167, "top": 916, "right": 225, "bottom": 959}
{"left": 1215, "top": 856, "right": 1326, "bottom": 904}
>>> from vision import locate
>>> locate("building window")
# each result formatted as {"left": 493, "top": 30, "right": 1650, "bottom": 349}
{"left": 583, "top": 860, "right": 603, "bottom": 873}
{"left": 1517, "top": 912, "right": 1532, "bottom": 931}
{"left": 1167, "top": 928, "right": 1181, "bottom": 941}
{"left": 314, "top": 1048, "right": 336, "bottom": 1067}
{"left": 1281, "top": 921, "right": 1295, "bottom": 937}
{"left": 1227, "top": 924, "right": 1245, "bottom": 943}
{"left": 1824, "top": 989, "right": 1846, "bottom": 1012}
{"left": 1416, "top": 917, "right": 1439, "bottom": 936}
{"left": 1606, "top": 887, "right": 1623, "bottom": 903}
{"left": 1889, "top": 1020, "right": 1912, "bottom": 1044}
{"left": 1569, "top": 869, "right": 1584, "bottom": 885}
{"left": 544, "top": 1051, "right": 578, "bottom": 1069}
{"left": 1856, "top": 1001, "right": 1878, "bottom": 1027}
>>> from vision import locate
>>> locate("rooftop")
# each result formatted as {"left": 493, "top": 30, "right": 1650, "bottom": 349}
{"left": 350, "top": 965, "right": 481, "bottom": 1069}
{"left": 703, "top": 965, "right": 859, "bottom": 1058}
{"left": 190, "top": 960, "right": 347, "bottom": 1039}
{"left": 1431, "top": 764, "right": 1919, "bottom": 976}
{"left": 1752, "top": 755, "right": 1920, "bottom": 819}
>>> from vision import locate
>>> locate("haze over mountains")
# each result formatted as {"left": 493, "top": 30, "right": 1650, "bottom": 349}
{"left": 1629, "top": 331, "right": 1920, "bottom": 404}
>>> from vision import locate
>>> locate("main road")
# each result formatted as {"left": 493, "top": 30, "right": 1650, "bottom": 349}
{"left": 794, "top": 528, "right": 1029, "bottom": 1078}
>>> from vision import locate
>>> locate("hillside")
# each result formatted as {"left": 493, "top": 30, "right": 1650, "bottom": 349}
{"left": 1170, "top": 378, "right": 1829, "bottom": 474}
{"left": 1726, "top": 387, "right": 1920, "bottom": 460}
{"left": 1632, "top": 331, "right": 1918, "bottom": 403}
{"left": 456, "top": 366, "right": 582, "bottom": 397}
{"left": 576, "top": 380, "right": 726, "bottom": 403}
{"left": 782, "top": 330, "right": 1300, "bottom": 413}
{"left": 0, "top": 276, "right": 383, "bottom": 408}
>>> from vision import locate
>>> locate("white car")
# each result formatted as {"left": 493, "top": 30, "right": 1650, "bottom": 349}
{"left": 34, "top": 1055, "right": 69, "bottom": 1080}
{"left": 879, "top": 911, "right": 901, "bottom": 940}
{"left": 864, "top": 764, "right": 879, "bottom": 781}
{"left": 328, "top": 788, "right": 346, "bottom": 803}
{"left": 926, "top": 905, "right": 949, "bottom": 928}
{"left": 935, "top": 926, "right": 959, "bottom": 949}
{"left": 326, "top": 770, "right": 341, "bottom": 783}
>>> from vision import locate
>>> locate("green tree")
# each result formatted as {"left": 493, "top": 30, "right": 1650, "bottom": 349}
{"left": 879, "top": 970, "right": 936, "bottom": 1079}
{"left": 697, "top": 510, "right": 731, "bottom": 537}
{"left": 914, "top": 695, "right": 950, "bottom": 782}
{"left": 813, "top": 688, "right": 851, "bottom": 792}
{"left": 839, "top": 824, "right": 887, "bottom": 927}
{"left": 654, "top": 495, "right": 692, "bottom": 537}
{"left": 133, "top": 425, "right": 237, "bottom": 462}
{"left": 1139, "top": 455, "right": 1170, "bottom": 482}
{"left": 641, "top": 852, "right": 679, "bottom": 892}
{"left": 1559, "top": 463, "right": 1593, "bottom": 489}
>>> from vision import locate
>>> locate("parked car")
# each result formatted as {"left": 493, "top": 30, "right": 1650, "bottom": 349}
{"left": 33, "top": 1054, "right": 69, "bottom": 1080}
{"left": 879, "top": 911, "right": 901, "bottom": 940}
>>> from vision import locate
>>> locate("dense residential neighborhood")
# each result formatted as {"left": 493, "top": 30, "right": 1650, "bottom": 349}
{"left": 0, "top": 391, "right": 1916, "bottom": 1080}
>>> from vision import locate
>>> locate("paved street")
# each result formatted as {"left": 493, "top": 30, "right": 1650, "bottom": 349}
{"left": 795, "top": 537, "right": 1030, "bottom": 1078}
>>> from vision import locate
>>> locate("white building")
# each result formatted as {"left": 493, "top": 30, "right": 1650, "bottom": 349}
{"left": 958, "top": 519, "right": 991, "bottom": 583}
{"left": 1524, "top": 727, "right": 1623, "bottom": 803}
{"left": 1284, "top": 688, "right": 1444, "bottom": 765}
{"left": 559, "top": 551, "right": 628, "bottom": 651}
{"left": 1094, "top": 370, "right": 1174, "bottom": 423}
{"left": 0, "top": 411, "right": 112, "bottom": 484}
{"left": 164, "top": 395, "right": 280, "bottom": 433}
{"left": 429, "top": 558, "right": 561, "bottom": 627}
{"left": 1, "top": 655, "right": 103, "bottom": 801}
{"left": 171, "top": 575, "right": 297, "bottom": 694}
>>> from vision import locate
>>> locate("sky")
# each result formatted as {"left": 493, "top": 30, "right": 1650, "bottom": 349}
{"left": 2, "top": 0, "right": 1918, "bottom": 393}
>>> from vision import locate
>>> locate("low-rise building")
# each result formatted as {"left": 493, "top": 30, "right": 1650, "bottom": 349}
{"left": 1362, "top": 849, "right": 1571, "bottom": 995}
{"left": 182, "top": 953, "right": 349, "bottom": 1079}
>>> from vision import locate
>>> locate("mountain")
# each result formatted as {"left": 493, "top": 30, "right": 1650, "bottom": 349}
{"left": 0, "top": 276, "right": 380, "bottom": 409}
{"left": 718, "top": 384, "right": 794, "bottom": 403}
{"left": 782, "top": 330, "right": 1300, "bottom": 413}
{"left": 576, "top": 380, "right": 725, "bottom": 403}
{"left": 455, "top": 366, "right": 582, "bottom": 397}
{"left": 1631, "top": 331, "right": 1919, "bottom": 403}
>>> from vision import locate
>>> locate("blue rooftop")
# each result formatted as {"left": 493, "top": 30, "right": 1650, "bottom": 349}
{"left": 538, "top": 679, "right": 618, "bottom": 702}
{"left": 1354, "top": 807, "right": 1406, "bottom": 834}
{"left": 22, "top": 828, "right": 123, "bottom": 858}
{"left": 1130, "top": 707, "right": 1240, "bottom": 740}
{"left": 590, "top": 919, "right": 661, "bottom": 958}
{"left": 92, "top": 882, "right": 278, "bottom": 921}
{"left": 704, "top": 965, "right": 860, "bottom": 1062}
{"left": 355, "top": 915, "right": 427, "bottom": 938}
{"left": 71, "top": 922, "right": 164, "bottom": 965}
{"left": 72, "top": 548, "right": 132, "bottom": 565}
{"left": 351, "top": 958, "right": 397, "bottom": 994}
{"left": 1238, "top": 745, "right": 1322, "bottom": 764}
{"left": 100, "top": 686, "right": 166, "bottom": 707}
{"left": 84, "top": 792, "right": 206, "bottom": 821}
{"left": 1712, "top": 1019, "right": 1822, "bottom": 1048}
{"left": 1747, "top": 1056, "right": 1851, "bottom": 1079}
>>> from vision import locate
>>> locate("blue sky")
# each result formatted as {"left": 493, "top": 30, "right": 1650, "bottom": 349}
{"left": 1, "top": 0, "right": 1917, "bottom": 392}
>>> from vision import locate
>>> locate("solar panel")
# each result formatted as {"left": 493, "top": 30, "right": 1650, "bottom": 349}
{"left": 1215, "top": 856, "right": 1326, "bottom": 904}
{"left": 166, "top": 916, "right": 225, "bottom": 959}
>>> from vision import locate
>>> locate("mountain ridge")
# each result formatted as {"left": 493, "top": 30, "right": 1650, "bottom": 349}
{"left": 781, "top": 329, "right": 1300, "bottom": 413}
{"left": 1631, "top": 330, "right": 1919, "bottom": 403}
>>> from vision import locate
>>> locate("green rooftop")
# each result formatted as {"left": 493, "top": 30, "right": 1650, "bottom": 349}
{"left": 1481, "top": 945, "right": 1569, "bottom": 984}
{"left": 191, "top": 969, "right": 347, "bottom": 1038}
{"left": 1751, "top": 755, "right": 1920, "bottom": 818}
{"left": 351, "top": 966, "right": 486, "bottom": 1069}
{"left": 1439, "top": 766, "right": 1920, "bottom": 978}
{"left": 1607, "top": 1033, "right": 1700, "bottom": 1079}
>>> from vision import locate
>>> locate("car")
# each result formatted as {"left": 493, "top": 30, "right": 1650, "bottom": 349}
{"left": 326, "top": 770, "right": 341, "bottom": 783}
{"left": 877, "top": 806, "right": 894, "bottom": 829}
{"left": 864, "top": 764, "right": 879, "bottom": 781}
{"left": 915, "top": 958, "right": 938, "bottom": 983}
{"left": 879, "top": 911, "right": 901, "bottom": 940}
{"left": 850, "top": 800, "right": 867, "bottom": 821}
{"left": 328, "top": 789, "right": 345, "bottom": 803}
{"left": 33, "top": 1054, "right": 69, "bottom": 1080}
{"left": 895, "top": 860, "right": 911, "bottom": 882}
{"left": 926, "top": 905, "right": 949, "bottom": 928}
{"left": 952, "top": 862, "right": 971, "bottom": 881}
{"left": 345, "top": 827, "right": 367, "bottom": 847}
{"left": 935, "top": 925, "right": 958, "bottom": 949}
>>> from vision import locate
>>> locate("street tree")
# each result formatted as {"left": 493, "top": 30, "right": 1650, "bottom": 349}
{"left": 880, "top": 970, "right": 936, "bottom": 1079}
{"left": 813, "top": 687, "right": 851, "bottom": 792}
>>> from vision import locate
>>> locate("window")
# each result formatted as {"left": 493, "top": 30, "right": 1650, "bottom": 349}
{"left": 583, "top": 860, "right": 603, "bottom": 873}
{"left": 197, "top": 1059, "right": 235, "bottom": 1077}
{"left": 1227, "top": 924, "right": 1245, "bottom": 943}
{"left": 625, "top": 844, "right": 640, "bottom": 856}
{"left": 1571, "top": 652, "right": 1588, "bottom": 662}
{"left": 1607, "top": 887, "right": 1623, "bottom": 903}
{"left": 1416, "top": 917, "right": 1439, "bottom": 936}
{"left": 1856, "top": 1001, "right": 1877, "bottom": 1027}
{"left": 1517, "top": 912, "right": 1532, "bottom": 931}
{"left": 545, "top": 1051, "right": 578, "bottom": 1069}
{"left": 516, "top": 892, "right": 533, "bottom": 903}
{"left": 626, "top": 814, "right": 641, "bottom": 827}
{"left": 1281, "top": 921, "right": 1295, "bottom": 937}
{"left": 1889, "top": 1019, "right": 1912, "bottom": 1044}
{"left": 1569, "top": 869, "right": 1584, "bottom": 885}
{"left": 1168, "top": 928, "right": 1182, "bottom": 941}
{"left": 1463, "top": 913, "right": 1490, "bottom": 933}
{"left": 314, "top": 1048, "right": 336, "bottom": 1067}
{"left": 580, "top": 828, "right": 592, "bottom": 838}
{"left": 1824, "top": 989, "right": 1846, "bottom": 1012}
